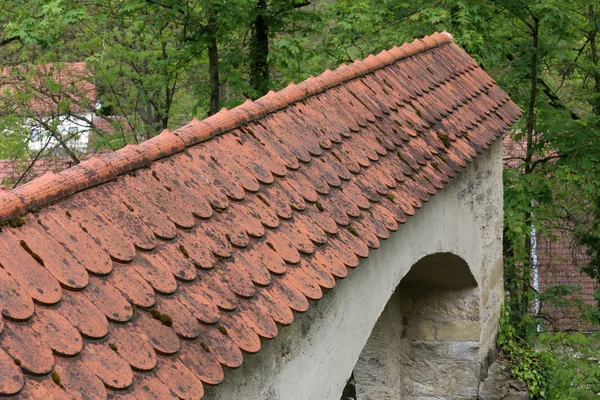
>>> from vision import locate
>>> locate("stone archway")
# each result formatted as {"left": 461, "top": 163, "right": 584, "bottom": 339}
{"left": 352, "top": 253, "right": 482, "bottom": 399}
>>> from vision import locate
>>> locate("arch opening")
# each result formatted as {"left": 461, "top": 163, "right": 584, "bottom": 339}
{"left": 345, "top": 253, "right": 483, "bottom": 400}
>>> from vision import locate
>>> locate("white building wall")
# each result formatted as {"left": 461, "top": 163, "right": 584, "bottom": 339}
{"left": 27, "top": 113, "right": 94, "bottom": 153}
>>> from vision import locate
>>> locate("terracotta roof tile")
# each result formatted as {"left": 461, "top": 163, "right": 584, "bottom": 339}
{"left": 1, "top": 62, "right": 95, "bottom": 117}
{"left": 0, "top": 31, "right": 522, "bottom": 397}
{"left": 30, "top": 307, "right": 83, "bottom": 357}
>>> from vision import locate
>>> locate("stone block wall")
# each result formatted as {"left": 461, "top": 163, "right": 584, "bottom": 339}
{"left": 355, "top": 258, "right": 485, "bottom": 399}
{"left": 398, "top": 284, "right": 482, "bottom": 399}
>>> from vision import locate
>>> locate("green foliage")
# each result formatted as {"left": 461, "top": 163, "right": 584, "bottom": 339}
{"left": 499, "top": 304, "right": 600, "bottom": 399}
{"left": 577, "top": 193, "right": 600, "bottom": 284}
{"left": 540, "top": 332, "right": 600, "bottom": 399}
{"left": 497, "top": 305, "right": 550, "bottom": 398}
{"left": 3, "top": 0, "right": 88, "bottom": 48}
{"left": 0, "top": 117, "right": 30, "bottom": 160}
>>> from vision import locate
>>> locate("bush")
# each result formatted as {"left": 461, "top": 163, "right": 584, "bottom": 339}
{"left": 540, "top": 332, "right": 600, "bottom": 399}
{"left": 497, "top": 306, "right": 550, "bottom": 398}
{"left": 497, "top": 305, "right": 600, "bottom": 399}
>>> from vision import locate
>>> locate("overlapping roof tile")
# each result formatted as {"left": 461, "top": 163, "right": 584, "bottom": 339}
{"left": 0, "top": 32, "right": 521, "bottom": 398}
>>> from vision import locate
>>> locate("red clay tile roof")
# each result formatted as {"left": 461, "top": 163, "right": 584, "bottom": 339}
{"left": 0, "top": 157, "right": 87, "bottom": 189}
{"left": 0, "top": 32, "right": 521, "bottom": 398}
{"left": 1, "top": 62, "right": 95, "bottom": 116}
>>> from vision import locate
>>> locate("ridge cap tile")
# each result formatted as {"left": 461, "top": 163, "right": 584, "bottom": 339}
{"left": 0, "top": 31, "right": 522, "bottom": 399}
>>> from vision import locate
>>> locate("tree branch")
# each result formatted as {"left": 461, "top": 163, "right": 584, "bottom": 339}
{"left": 12, "top": 136, "right": 52, "bottom": 188}
{"left": 0, "top": 36, "right": 20, "bottom": 47}
{"left": 538, "top": 78, "right": 582, "bottom": 120}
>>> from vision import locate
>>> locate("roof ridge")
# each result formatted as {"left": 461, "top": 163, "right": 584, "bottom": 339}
{"left": 0, "top": 31, "right": 454, "bottom": 222}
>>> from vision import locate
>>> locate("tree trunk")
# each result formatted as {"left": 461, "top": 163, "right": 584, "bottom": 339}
{"left": 503, "top": 227, "right": 518, "bottom": 312}
{"left": 588, "top": 5, "right": 600, "bottom": 119}
{"left": 37, "top": 118, "right": 80, "bottom": 164}
{"left": 250, "top": 0, "right": 269, "bottom": 98}
{"left": 521, "top": 16, "right": 540, "bottom": 325}
{"left": 161, "top": 41, "right": 172, "bottom": 131}
{"left": 50, "top": 130, "right": 80, "bottom": 164}
{"left": 208, "top": 15, "right": 220, "bottom": 116}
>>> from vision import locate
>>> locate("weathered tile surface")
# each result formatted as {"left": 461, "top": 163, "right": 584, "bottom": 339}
{"left": 0, "top": 32, "right": 521, "bottom": 397}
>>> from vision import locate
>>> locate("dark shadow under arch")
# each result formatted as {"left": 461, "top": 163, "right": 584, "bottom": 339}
{"left": 400, "top": 252, "right": 477, "bottom": 289}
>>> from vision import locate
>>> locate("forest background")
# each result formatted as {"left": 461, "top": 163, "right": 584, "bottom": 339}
{"left": 0, "top": 0, "right": 599, "bottom": 398}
